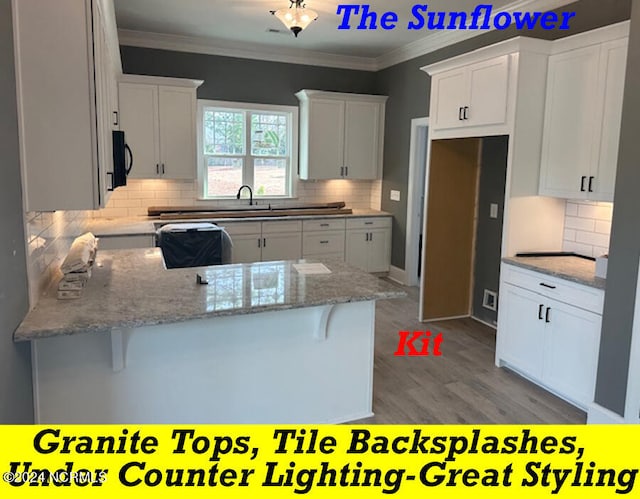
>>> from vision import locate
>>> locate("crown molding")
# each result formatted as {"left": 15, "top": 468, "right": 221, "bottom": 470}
{"left": 374, "top": 0, "right": 578, "bottom": 69}
{"left": 118, "top": 0, "right": 595, "bottom": 73}
{"left": 117, "top": 29, "right": 379, "bottom": 72}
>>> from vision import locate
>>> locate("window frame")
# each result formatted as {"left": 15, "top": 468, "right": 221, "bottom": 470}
{"left": 197, "top": 100, "right": 299, "bottom": 200}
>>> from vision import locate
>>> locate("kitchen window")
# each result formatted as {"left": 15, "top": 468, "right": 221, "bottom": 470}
{"left": 197, "top": 100, "right": 298, "bottom": 199}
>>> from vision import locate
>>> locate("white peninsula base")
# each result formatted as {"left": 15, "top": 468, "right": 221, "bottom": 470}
{"left": 32, "top": 301, "right": 375, "bottom": 424}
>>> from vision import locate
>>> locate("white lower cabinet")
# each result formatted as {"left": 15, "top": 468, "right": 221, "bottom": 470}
{"left": 345, "top": 218, "right": 392, "bottom": 273}
{"left": 223, "top": 217, "right": 391, "bottom": 271}
{"left": 496, "top": 264, "right": 603, "bottom": 409}
{"left": 223, "top": 221, "right": 302, "bottom": 264}
{"left": 302, "top": 218, "right": 346, "bottom": 260}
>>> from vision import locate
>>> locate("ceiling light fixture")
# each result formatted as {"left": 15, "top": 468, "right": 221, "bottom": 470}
{"left": 270, "top": 0, "right": 318, "bottom": 38}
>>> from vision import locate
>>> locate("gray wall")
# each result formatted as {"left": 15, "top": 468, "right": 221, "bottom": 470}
{"left": 0, "top": 0, "right": 33, "bottom": 423}
{"left": 375, "top": 0, "right": 631, "bottom": 268}
{"left": 595, "top": 0, "right": 640, "bottom": 416}
{"left": 472, "top": 136, "right": 509, "bottom": 326}
{"left": 120, "top": 46, "right": 379, "bottom": 105}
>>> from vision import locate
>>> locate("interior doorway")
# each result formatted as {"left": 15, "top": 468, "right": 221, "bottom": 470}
{"left": 405, "top": 117, "right": 429, "bottom": 287}
{"left": 419, "top": 136, "right": 508, "bottom": 324}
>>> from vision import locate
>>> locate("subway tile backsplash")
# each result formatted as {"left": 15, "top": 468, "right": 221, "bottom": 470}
{"left": 24, "top": 210, "right": 92, "bottom": 307}
{"left": 562, "top": 200, "right": 612, "bottom": 258}
{"left": 92, "top": 179, "right": 383, "bottom": 218}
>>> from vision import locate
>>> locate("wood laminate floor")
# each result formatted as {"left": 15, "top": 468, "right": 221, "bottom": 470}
{"left": 358, "top": 284, "right": 586, "bottom": 424}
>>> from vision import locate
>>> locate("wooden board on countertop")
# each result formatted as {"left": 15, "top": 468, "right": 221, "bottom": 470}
{"left": 158, "top": 208, "right": 353, "bottom": 220}
{"left": 148, "top": 201, "right": 346, "bottom": 216}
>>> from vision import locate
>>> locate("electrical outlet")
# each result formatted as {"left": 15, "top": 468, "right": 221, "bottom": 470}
{"left": 390, "top": 190, "right": 401, "bottom": 201}
{"left": 490, "top": 203, "right": 499, "bottom": 219}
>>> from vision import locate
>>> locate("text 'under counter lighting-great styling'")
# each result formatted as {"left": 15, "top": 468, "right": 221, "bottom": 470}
{"left": 270, "top": 0, "right": 318, "bottom": 37}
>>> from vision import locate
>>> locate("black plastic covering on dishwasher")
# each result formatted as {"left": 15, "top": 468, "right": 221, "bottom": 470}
{"left": 157, "top": 223, "right": 232, "bottom": 269}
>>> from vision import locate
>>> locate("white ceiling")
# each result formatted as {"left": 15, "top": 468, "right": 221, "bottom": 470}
{"left": 114, "top": 0, "right": 574, "bottom": 68}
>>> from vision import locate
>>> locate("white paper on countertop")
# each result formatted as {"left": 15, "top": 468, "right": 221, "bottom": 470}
{"left": 293, "top": 263, "right": 332, "bottom": 275}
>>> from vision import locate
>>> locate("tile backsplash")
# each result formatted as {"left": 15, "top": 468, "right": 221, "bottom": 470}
{"left": 562, "top": 200, "right": 613, "bottom": 258}
{"left": 92, "top": 179, "right": 382, "bottom": 218}
{"left": 24, "top": 210, "right": 92, "bottom": 306}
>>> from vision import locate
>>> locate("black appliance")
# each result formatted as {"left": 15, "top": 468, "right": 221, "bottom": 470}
{"left": 110, "top": 130, "right": 133, "bottom": 190}
{"left": 157, "top": 223, "right": 232, "bottom": 269}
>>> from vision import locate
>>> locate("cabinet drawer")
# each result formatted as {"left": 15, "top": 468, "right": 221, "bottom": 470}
{"left": 346, "top": 217, "right": 392, "bottom": 230}
{"left": 303, "top": 219, "right": 346, "bottom": 232}
{"left": 502, "top": 264, "right": 604, "bottom": 313}
{"left": 262, "top": 220, "right": 302, "bottom": 234}
{"left": 303, "top": 231, "right": 345, "bottom": 256}
{"left": 219, "top": 222, "right": 261, "bottom": 235}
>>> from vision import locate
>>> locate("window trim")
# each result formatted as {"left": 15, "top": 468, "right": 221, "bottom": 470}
{"left": 197, "top": 100, "right": 299, "bottom": 200}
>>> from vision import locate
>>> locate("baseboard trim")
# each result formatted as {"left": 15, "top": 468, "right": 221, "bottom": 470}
{"left": 587, "top": 403, "right": 626, "bottom": 424}
{"left": 388, "top": 265, "right": 407, "bottom": 285}
{"left": 471, "top": 316, "right": 497, "bottom": 330}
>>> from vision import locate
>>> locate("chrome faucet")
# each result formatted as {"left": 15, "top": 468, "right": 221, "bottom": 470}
{"left": 236, "top": 185, "right": 254, "bottom": 205}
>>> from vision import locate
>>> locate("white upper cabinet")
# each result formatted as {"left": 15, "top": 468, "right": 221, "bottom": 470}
{"left": 119, "top": 84, "right": 159, "bottom": 179}
{"left": 119, "top": 76, "right": 202, "bottom": 180}
{"left": 296, "top": 90, "right": 387, "bottom": 180}
{"left": 344, "top": 100, "right": 382, "bottom": 179}
{"left": 13, "top": 0, "right": 122, "bottom": 211}
{"left": 303, "top": 98, "right": 345, "bottom": 180}
{"left": 430, "top": 55, "right": 510, "bottom": 132}
{"left": 539, "top": 30, "right": 628, "bottom": 202}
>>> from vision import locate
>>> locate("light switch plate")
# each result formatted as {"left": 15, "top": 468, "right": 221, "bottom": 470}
{"left": 490, "top": 203, "right": 499, "bottom": 219}
{"left": 390, "top": 190, "right": 401, "bottom": 202}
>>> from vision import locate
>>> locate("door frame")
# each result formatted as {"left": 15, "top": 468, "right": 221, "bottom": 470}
{"left": 405, "top": 117, "right": 429, "bottom": 287}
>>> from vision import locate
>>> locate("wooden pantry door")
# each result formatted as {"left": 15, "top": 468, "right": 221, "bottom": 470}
{"left": 421, "top": 138, "right": 480, "bottom": 321}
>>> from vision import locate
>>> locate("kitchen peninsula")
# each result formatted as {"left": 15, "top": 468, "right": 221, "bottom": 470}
{"left": 15, "top": 249, "right": 404, "bottom": 424}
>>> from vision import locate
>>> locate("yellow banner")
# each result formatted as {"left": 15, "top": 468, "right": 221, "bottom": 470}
{"left": 0, "top": 425, "right": 637, "bottom": 497}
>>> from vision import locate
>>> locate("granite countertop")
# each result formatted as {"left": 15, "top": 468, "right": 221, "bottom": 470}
{"left": 503, "top": 256, "right": 606, "bottom": 290}
{"left": 84, "top": 210, "right": 392, "bottom": 238}
{"left": 15, "top": 249, "right": 406, "bottom": 342}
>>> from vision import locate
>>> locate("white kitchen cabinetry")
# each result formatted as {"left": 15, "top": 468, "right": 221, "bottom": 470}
{"left": 223, "top": 221, "right": 302, "bottom": 264}
{"left": 345, "top": 218, "right": 392, "bottom": 273}
{"left": 539, "top": 34, "right": 628, "bottom": 202}
{"left": 302, "top": 219, "right": 346, "bottom": 260}
{"left": 496, "top": 264, "right": 603, "bottom": 409}
{"left": 296, "top": 90, "right": 387, "bottom": 180}
{"left": 431, "top": 55, "right": 510, "bottom": 132}
{"left": 261, "top": 221, "right": 303, "bottom": 262}
{"left": 13, "top": 0, "right": 122, "bottom": 211}
{"left": 119, "top": 76, "right": 202, "bottom": 180}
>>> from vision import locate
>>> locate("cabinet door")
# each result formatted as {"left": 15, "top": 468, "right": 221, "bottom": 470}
{"left": 431, "top": 68, "right": 468, "bottom": 130}
{"left": 496, "top": 284, "right": 546, "bottom": 380}
{"left": 539, "top": 46, "right": 602, "bottom": 198}
{"left": 119, "top": 83, "right": 160, "bottom": 178}
{"left": 262, "top": 233, "right": 302, "bottom": 262}
{"left": 92, "top": 6, "right": 113, "bottom": 205}
{"left": 305, "top": 99, "right": 345, "bottom": 179}
{"left": 345, "top": 230, "right": 370, "bottom": 271}
{"left": 593, "top": 39, "right": 628, "bottom": 202}
{"left": 158, "top": 86, "right": 197, "bottom": 179}
{"left": 344, "top": 101, "right": 380, "bottom": 179}
{"left": 467, "top": 55, "right": 510, "bottom": 127}
{"left": 543, "top": 299, "right": 601, "bottom": 407}
{"left": 230, "top": 234, "right": 262, "bottom": 264}
{"left": 367, "top": 228, "right": 391, "bottom": 273}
